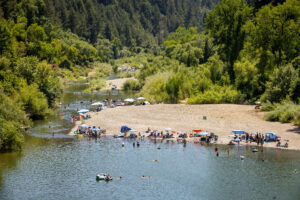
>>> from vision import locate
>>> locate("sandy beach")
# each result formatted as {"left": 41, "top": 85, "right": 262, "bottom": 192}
{"left": 69, "top": 104, "right": 300, "bottom": 150}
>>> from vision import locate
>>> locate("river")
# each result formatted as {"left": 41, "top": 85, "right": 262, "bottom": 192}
{"left": 0, "top": 82, "right": 300, "bottom": 200}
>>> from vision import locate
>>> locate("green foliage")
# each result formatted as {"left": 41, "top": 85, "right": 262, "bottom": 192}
{"left": 139, "top": 72, "right": 171, "bottom": 103}
{"left": 165, "top": 74, "right": 183, "bottom": 103}
{"left": 139, "top": 67, "right": 192, "bottom": 103}
{"left": 15, "top": 57, "right": 62, "bottom": 106}
{"left": 15, "top": 83, "right": 51, "bottom": 120}
{"left": 261, "top": 64, "right": 298, "bottom": 102}
{"left": 0, "top": 21, "right": 13, "bottom": 56}
{"left": 202, "top": 54, "right": 224, "bottom": 84}
{"left": 89, "top": 63, "right": 113, "bottom": 79}
{"left": 27, "top": 23, "right": 46, "bottom": 42}
{"left": 84, "top": 79, "right": 106, "bottom": 92}
{"left": 164, "top": 28, "right": 216, "bottom": 66}
{"left": 261, "top": 101, "right": 276, "bottom": 111}
{"left": 122, "top": 79, "right": 141, "bottom": 91}
{"left": 39, "top": 0, "right": 219, "bottom": 46}
{"left": 0, "top": 56, "right": 11, "bottom": 70}
{"left": 234, "top": 58, "right": 260, "bottom": 98}
{"left": 187, "top": 85, "right": 244, "bottom": 104}
{"left": 0, "top": 93, "right": 30, "bottom": 152}
{"left": 34, "top": 62, "right": 63, "bottom": 106}
{"left": 0, "top": 70, "right": 23, "bottom": 95}
{"left": 206, "top": 0, "right": 252, "bottom": 81}
{"left": 264, "top": 101, "right": 300, "bottom": 125}
{"left": 247, "top": 0, "right": 300, "bottom": 69}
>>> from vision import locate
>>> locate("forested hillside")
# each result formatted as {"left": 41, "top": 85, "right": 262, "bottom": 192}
{"left": 1, "top": 0, "right": 219, "bottom": 46}
{"left": 0, "top": 0, "right": 299, "bottom": 152}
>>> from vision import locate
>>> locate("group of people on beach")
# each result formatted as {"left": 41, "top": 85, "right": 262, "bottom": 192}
{"left": 77, "top": 126, "right": 102, "bottom": 137}
{"left": 147, "top": 131, "right": 174, "bottom": 139}
{"left": 247, "top": 132, "right": 265, "bottom": 145}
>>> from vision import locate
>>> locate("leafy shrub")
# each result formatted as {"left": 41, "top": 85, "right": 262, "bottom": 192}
{"left": 264, "top": 101, "right": 300, "bottom": 125}
{"left": 84, "top": 79, "right": 106, "bottom": 92}
{"left": 90, "top": 62, "right": 113, "bottom": 78}
{"left": 262, "top": 64, "right": 298, "bottom": 102}
{"left": 187, "top": 85, "right": 244, "bottom": 104}
{"left": 261, "top": 101, "right": 276, "bottom": 111}
{"left": 139, "top": 72, "right": 171, "bottom": 103}
{"left": 0, "top": 93, "right": 30, "bottom": 152}
{"left": 122, "top": 79, "right": 141, "bottom": 91}
{"left": 16, "top": 83, "right": 51, "bottom": 120}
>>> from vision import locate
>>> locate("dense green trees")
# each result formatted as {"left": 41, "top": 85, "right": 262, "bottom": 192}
{"left": 1, "top": 0, "right": 300, "bottom": 151}
{"left": 40, "top": 0, "right": 220, "bottom": 46}
{"left": 138, "top": 0, "right": 299, "bottom": 107}
{"left": 206, "top": 0, "right": 252, "bottom": 81}
{"left": 0, "top": 93, "right": 30, "bottom": 152}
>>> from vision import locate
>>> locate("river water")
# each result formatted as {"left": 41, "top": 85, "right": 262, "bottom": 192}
{"left": 0, "top": 82, "right": 300, "bottom": 200}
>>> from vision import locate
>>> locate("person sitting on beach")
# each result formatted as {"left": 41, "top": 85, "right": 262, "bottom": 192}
{"left": 276, "top": 141, "right": 281, "bottom": 147}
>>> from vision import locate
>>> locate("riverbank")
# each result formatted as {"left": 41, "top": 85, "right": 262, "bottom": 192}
{"left": 68, "top": 104, "right": 300, "bottom": 150}
{"left": 101, "top": 77, "right": 136, "bottom": 90}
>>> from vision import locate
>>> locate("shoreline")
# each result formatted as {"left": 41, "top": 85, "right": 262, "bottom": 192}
{"left": 101, "top": 77, "right": 136, "bottom": 91}
{"left": 68, "top": 104, "right": 300, "bottom": 151}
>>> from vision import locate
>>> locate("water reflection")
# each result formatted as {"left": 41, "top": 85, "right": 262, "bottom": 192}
{"left": 0, "top": 136, "right": 299, "bottom": 200}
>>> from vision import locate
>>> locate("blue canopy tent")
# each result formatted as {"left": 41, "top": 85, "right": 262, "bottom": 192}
{"left": 232, "top": 130, "right": 245, "bottom": 135}
{"left": 121, "top": 125, "right": 131, "bottom": 133}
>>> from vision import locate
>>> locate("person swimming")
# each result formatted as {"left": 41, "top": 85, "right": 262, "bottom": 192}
{"left": 141, "top": 175, "right": 152, "bottom": 179}
{"left": 151, "top": 160, "right": 158, "bottom": 162}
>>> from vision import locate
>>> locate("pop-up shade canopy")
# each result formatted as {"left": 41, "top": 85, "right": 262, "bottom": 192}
{"left": 91, "top": 102, "right": 104, "bottom": 106}
{"left": 124, "top": 98, "right": 135, "bottom": 102}
{"left": 77, "top": 109, "right": 89, "bottom": 114}
{"left": 137, "top": 97, "right": 146, "bottom": 101}
{"left": 198, "top": 131, "right": 209, "bottom": 136}
{"left": 232, "top": 130, "right": 245, "bottom": 134}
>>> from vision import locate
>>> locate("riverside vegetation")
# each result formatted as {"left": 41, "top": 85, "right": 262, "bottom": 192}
{"left": 0, "top": 0, "right": 299, "bottom": 152}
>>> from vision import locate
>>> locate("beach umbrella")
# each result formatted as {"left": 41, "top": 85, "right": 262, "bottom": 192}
{"left": 124, "top": 98, "right": 135, "bottom": 102}
{"left": 193, "top": 129, "right": 203, "bottom": 133}
{"left": 91, "top": 102, "right": 104, "bottom": 106}
{"left": 128, "top": 129, "right": 137, "bottom": 133}
{"left": 165, "top": 128, "right": 172, "bottom": 131}
{"left": 137, "top": 97, "right": 146, "bottom": 101}
{"left": 77, "top": 109, "right": 89, "bottom": 114}
{"left": 78, "top": 124, "right": 89, "bottom": 131}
